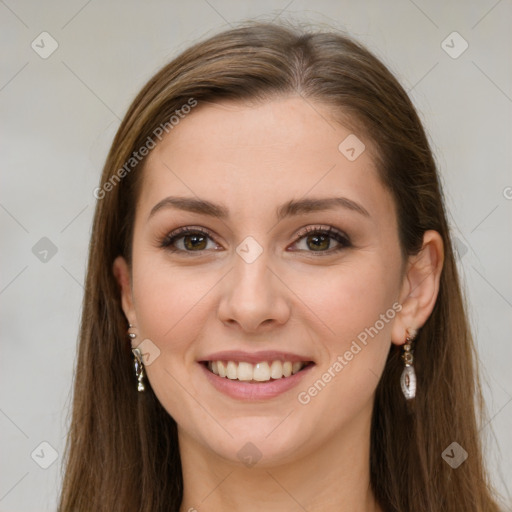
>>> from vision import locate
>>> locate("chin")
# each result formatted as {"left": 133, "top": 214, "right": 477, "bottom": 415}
{"left": 192, "top": 414, "right": 316, "bottom": 468}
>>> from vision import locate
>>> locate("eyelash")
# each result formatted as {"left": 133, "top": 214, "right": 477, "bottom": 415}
{"left": 160, "top": 225, "right": 351, "bottom": 256}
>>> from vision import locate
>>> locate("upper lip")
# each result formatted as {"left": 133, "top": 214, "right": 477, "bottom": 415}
{"left": 200, "top": 350, "right": 314, "bottom": 364}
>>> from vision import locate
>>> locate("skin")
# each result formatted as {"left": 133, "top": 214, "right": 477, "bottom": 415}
{"left": 113, "top": 96, "right": 444, "bottom": 512}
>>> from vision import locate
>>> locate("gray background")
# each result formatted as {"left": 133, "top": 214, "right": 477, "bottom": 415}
{"left": 1, "top": 1, "right": 511, "bottom": 510}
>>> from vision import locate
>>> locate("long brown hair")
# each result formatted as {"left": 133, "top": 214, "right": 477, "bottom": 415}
{"left": 58, "top": 21, "right": 503, "bottom": 511}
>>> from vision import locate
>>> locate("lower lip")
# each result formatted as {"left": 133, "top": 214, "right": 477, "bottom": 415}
{"left": 200, "top": 362, "right": 314, "bottom": 400}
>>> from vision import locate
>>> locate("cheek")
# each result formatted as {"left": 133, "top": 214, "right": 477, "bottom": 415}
{"left": 297, "top": 257, "right": 399, "bottom": 346}
{"left": 291, "top": 256, "right": 400, "bottom": 409}
{"left": 131, "top": 257, "right": 218, "bottom": 345}
{"left": 130, "top": 258, "right": 218, "bottom": 419}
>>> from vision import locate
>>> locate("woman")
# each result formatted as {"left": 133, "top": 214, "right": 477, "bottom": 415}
{"left": 58, "top": 22, "right": 503, "bottom": 511}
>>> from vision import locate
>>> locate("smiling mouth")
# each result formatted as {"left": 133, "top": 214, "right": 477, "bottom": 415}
{"left": 204, "top": 360, "right": 313, "bottom": 383}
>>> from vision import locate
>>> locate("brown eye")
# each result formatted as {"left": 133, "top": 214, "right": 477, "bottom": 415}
{"left": 182, "top": 233, "right": 208, "bottom": 251}
{"left": 291, "top": 226, "right": 351, "bottom": 254}
{"left": 306, "top": 233, "right": 331, "bottom": 251}
{"left": 161, "top": 228, "right": 220, "bottom": 253}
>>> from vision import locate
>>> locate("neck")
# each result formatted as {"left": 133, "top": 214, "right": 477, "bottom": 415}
{"left": 178, "top": 402, "right": 381, "bottom": 512}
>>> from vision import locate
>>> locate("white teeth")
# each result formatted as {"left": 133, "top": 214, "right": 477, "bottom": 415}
{"left": 226, "top": 361, "right": 237, "bottom": 379}
{"left": 253, "top": 362, "right": 270, "bottom": 382}
{"left": 217, "top": 361, "right": 227, "bottom": 377}
{"left": 237, "top": 362, "right": 253, "bottom": 381}
{"left": 270, "top": 360, "right": 283, "bottom": 379}
{"left": 207, "top": 360, "right": 308, "bottom": 382}
{"left": 292, "top": 362, "right": 302, "bottom": 374}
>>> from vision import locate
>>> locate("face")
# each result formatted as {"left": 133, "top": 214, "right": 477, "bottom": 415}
{"left": 115, "top": 96, "right": 407, "bottom": 466}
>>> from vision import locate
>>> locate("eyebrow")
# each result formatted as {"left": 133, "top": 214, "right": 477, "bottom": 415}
{"left": 148, "top": 195, "right": 370, "bottom": 222}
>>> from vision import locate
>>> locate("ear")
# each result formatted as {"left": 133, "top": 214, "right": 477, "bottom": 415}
{"left": 113, "top": 256, "right": 136, "bottom": 324}
{"left": 391, "top": 230, "right": 444, "bottom": 346}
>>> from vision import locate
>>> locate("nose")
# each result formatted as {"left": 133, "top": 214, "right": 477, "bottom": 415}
{"left": 217, "top": 252, "right": 291, "bottom": 333}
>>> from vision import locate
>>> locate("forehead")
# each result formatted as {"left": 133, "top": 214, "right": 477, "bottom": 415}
{"left": 151, "top": 96, "right": 374, "bottom": 162}
{"left": 138, "top": 96, "right": 393, "bottom": 222}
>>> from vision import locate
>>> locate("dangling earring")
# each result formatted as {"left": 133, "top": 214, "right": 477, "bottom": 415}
{"left": 128, "top": 324, "right": 145, "bottom": 392}
{"left": 400, "top": 328, "right": 417, "bottom": 400}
